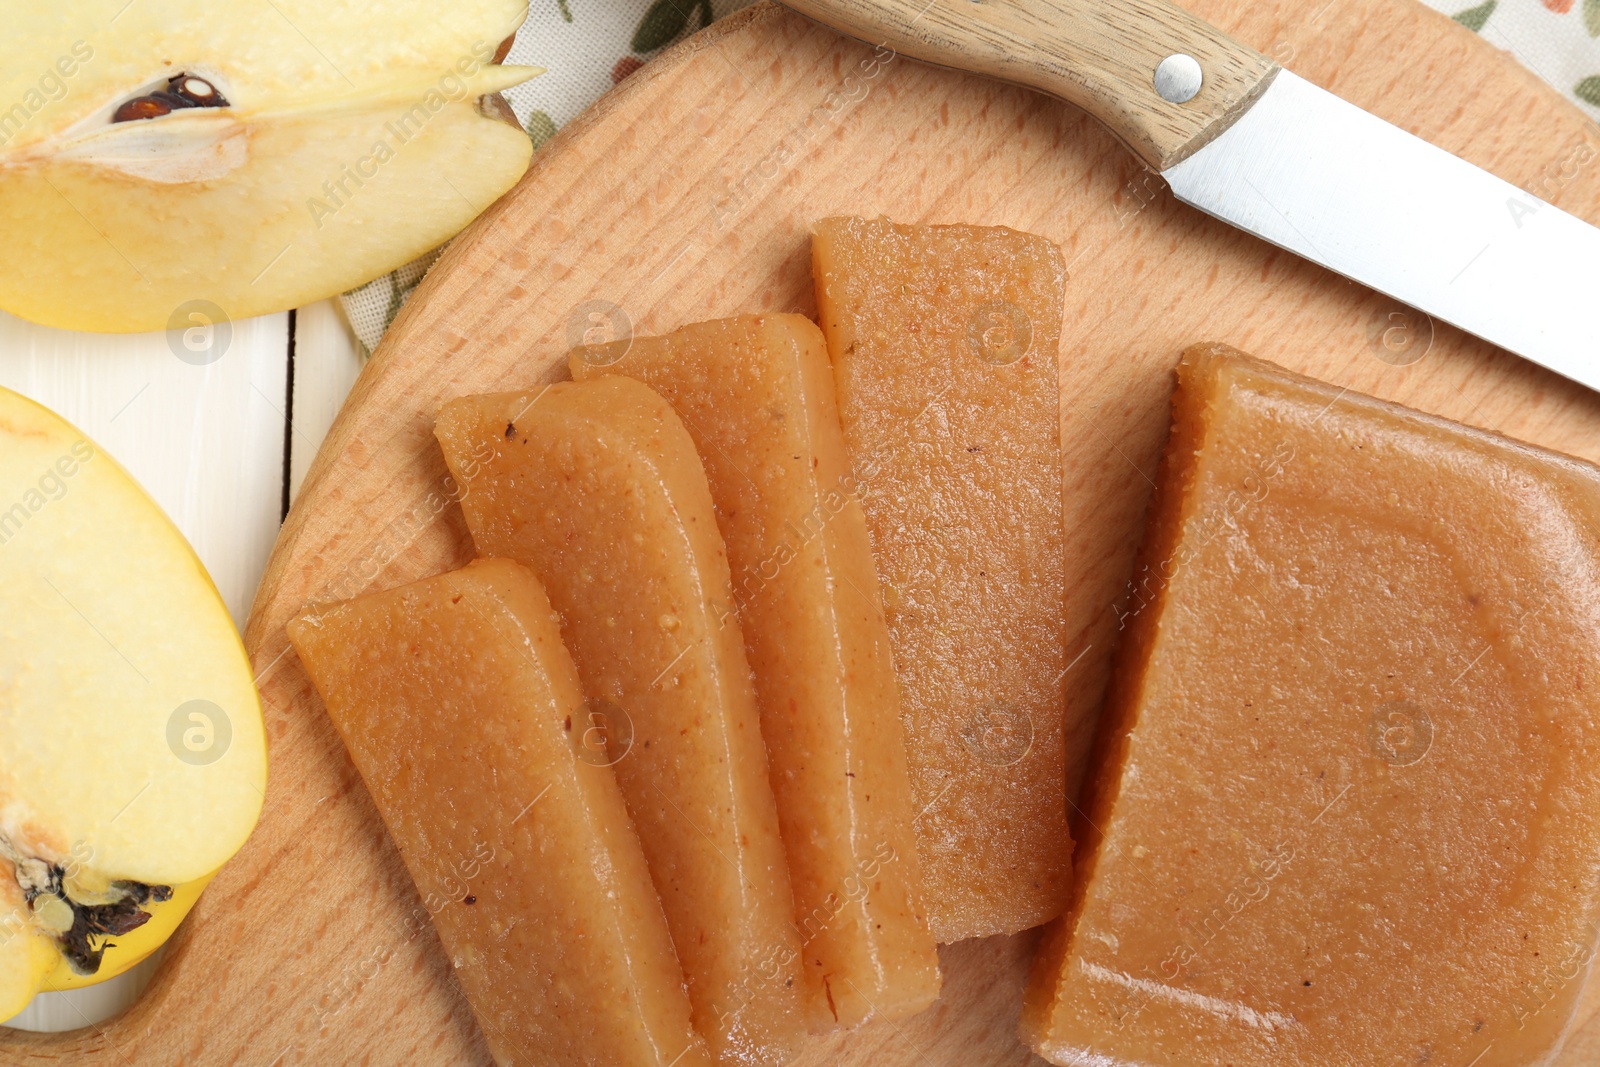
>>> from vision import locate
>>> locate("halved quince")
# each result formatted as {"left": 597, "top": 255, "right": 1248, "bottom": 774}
{"left": 0, "top": 1, "right": 538, "bottom": 333}
{"left": 0, "top": 385, "right": 266, "bottom": 1021}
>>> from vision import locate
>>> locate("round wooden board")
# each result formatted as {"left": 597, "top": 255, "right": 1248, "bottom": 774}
{"left": 10, "top": 2, "right": 1600, "bottom": 1063}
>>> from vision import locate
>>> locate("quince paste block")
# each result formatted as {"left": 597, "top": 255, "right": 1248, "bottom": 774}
{"left": 570, "top": 313, "right": 941, "bottom": 1026}
{"left": 288, "top": 559, "right": 709, "bottom": 1067}
{"left": 812, "top": 216, "right": 1074, "bottom": 942}
{"left": 436, "top": 378, "right": 810, "bottom": 1064}
{"left": 1023, "top": 345, "right": 1600, "bottom": 1067}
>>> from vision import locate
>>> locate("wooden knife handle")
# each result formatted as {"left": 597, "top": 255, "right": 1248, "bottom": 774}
{"left": 781, "top": 0, "right": 1279, "bottom": 170}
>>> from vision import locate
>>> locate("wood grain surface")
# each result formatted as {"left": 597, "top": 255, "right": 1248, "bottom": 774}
{"left": 7, "top": 0, "right": 1600, "bottom": 1062}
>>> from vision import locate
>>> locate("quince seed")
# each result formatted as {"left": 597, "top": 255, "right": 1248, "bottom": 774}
{"left": 172, "top": 75, "right": 225, "bottom": 106}
{"left": 112, "top": 95, "right": 174, "bottom": 123}
{"left": 112, "top": 74, "right": 229, "bottom": 124}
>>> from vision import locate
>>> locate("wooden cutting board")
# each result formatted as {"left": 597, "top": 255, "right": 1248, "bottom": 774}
{"left": 9, "top": 1, "right": 1600, "bottom": 1062}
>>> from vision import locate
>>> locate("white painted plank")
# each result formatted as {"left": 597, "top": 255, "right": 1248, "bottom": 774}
{"left": 289, "top": 300, "right": 366, "bottom": 502}
{"left": 0, "top": 309, "right": 290, "bottom": 1033}
{"left": 0, "top": 310, "right": 289, "bottom": 624}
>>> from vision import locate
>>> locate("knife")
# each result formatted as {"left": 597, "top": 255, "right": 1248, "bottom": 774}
{"left": 779, "top": 0, "right": 1600, "bottom": 389}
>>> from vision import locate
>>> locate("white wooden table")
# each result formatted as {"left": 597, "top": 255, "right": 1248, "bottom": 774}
{"left": 0, "top": 300, "right": 364, "bottom": 1033}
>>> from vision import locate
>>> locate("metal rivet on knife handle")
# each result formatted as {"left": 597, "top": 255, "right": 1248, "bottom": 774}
{"left": 1154, "top": 53, "right": 1203, "bottom": 104}
{"left": 778, "top": 0, "right": 1279, "bottom": 170}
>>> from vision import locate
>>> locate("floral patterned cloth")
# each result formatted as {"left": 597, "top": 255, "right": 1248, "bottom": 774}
{"left": 337, "top": 0, "right": 1600, "bottom": 354}
{"left": 1436, "top": 0, "right": 1600, "bottom": 108}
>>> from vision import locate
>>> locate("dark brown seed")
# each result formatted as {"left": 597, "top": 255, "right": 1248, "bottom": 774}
{"left": 170, "top": 74, "right": 227, "bottom": 108}
{"left": 111, "top": 75, "right": 229, "bottom": 124}
{"left": 150, "top": 91, "right": 198, "bottom": 110}
{"left": 112, "top": 96, "right": 173, "bottom": 123}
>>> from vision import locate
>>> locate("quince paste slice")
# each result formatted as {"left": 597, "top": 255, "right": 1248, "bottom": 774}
{"left": 436, "top": 378, "right": 810, "bottom": 1065}
{"left": 1024, "top": 345, "right": 1600, "bottom": 1067}
{"left": 812, "top": 216, "right": 1075, "bottom": 942}
{"left": 570, "top": 313, "right": 941, "bottom": 1027}
{"left": 290, "top": 558, "right": 710, "bottom": 1067}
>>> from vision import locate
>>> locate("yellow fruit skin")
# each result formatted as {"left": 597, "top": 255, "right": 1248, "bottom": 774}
{"left": 40, "top": 874, "right": 213, "bottom": 991}
{"left": 0, "top": 925, "right": 57, "bottom": 1024}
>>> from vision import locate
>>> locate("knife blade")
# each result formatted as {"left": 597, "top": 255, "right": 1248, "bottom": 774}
{"left": 1163, "top": 70, "right": 1598, "bottom": 387}
{"left": 779, "top": 0, "right": 1600, "bottom": 391}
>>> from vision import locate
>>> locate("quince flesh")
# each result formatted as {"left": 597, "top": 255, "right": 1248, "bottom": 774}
{"left": 0, "top": 1, "right": 538, "bottom": 333}
{"left": 0, "top": 386, "right": 266, "bottom": 1021}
